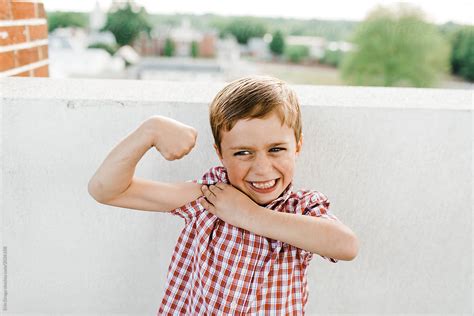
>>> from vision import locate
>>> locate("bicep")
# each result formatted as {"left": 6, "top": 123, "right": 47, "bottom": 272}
{"left": 99, "top": 177, "right": 203, "bottom": 212}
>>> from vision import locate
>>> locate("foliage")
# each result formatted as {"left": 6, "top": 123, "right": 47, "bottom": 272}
{"left": 341, "top": 4, "right": 450, "bottom": 87}
{"left": 285, "top": 45, "right": 309, "bottom": 63}
{"left": 207, "top": 15, "right": 357, "bottom": 41}
{"left": 269, "top": 30, "right": 285, "bottom": 56}
{"left": 438, "top": 21, "right": 464, "bottom": 39}
{"left": 101, "top": 3, "right": 152, "bottom": 47}
{"left": 87, "top": 42, "right": 118, "bottom": 55}
{"left": 264, "top": 18, "right": 358, "bottom": 41}
{"left": 47, "top": 11, "right": 88, "bottom": 32}
{"left": 220, "top": 17, "right": 267, "bottom": 44}
{"left": 319, "top": 49, "right": 345, "bottom": 67}
{"left": 450, "top": 26, "right": 474, "bottom": 81}
{"left": 163, "top": 38, "right": 175, "bottom": 57}
{"left": 191, "top": 41, "right": 199, "bottom": 58}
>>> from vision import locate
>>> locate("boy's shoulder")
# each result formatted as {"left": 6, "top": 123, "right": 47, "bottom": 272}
{"left": 287, "top": 188, "right": 332, "bottom": 216}
{"left": 291, "top": 188, "right": 329, "bottom": 203}
{"left": 191, "top": 166, "right": 228, "bottom": 185}
{"left": 289, "top": 188, "right": 339, "bottom": 221}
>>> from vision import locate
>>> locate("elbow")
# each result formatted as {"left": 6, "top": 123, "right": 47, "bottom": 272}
{"left": 343, "top": 234, "right": 359, "bottom": 261}
{"left": 88, "top": 178, "right": 106, "bottom": 203}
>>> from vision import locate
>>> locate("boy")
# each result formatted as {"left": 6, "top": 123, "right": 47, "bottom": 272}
{"left": 88, "top": 75, "right": 359, "bottom": 315}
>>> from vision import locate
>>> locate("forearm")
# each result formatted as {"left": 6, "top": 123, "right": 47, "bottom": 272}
{"left": 88, "top": 119, "right": 154, "bottom": 202}
{"left": 243, "top": 206, "right": 358, "bottom": 261}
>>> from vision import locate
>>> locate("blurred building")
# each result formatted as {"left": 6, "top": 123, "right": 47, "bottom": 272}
{"left": 48, "top": 28, "right": 126, "bottom": 78}
{"left": 46, "top": 1, "right": 129, "bottom": 79}
{"left": 247, "top": 37, "right": 272, "bottom": 60}
{"left": 130, "top": 18, "right": 244, "bottom": 82}
{"left": 286, "top": 36, "right": 327, "bottom": 59}
{"left": 87, "top": 0, "right": 116, "bottom": 47}
{"left": 170, "top": 19, "right": 203, "bottom": 57}
{"left": 130, "top": 56, "right": 224, "bottom": 81}
{"left": 327, "top": 41, "right": 354, "bottom": 52}
{"left": 134, "top": 19, "right": 217, "bottom": 58}
{"left": 0, "top": 0, "right": 49, "bottom": 77}
{"left": 216, "top": 37, "right": 240, "bottom": 62}
{"left": 89, "top": 1, "right": 106, "bottom": 32}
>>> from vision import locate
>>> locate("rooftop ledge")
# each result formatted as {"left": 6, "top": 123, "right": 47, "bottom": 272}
{"left": 1, "top": 77, "right": 471, "bottom": 111}
{"left": 0, "top": 77, "right": 472, "bottom": 314}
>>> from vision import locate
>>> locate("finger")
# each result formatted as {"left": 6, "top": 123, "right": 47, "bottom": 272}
{"left": 200, "top": 198, "right": 215, "bottom": 214}
{"left": 201, "top": 185, "right": 212, "bottom": 195}
{"left": 204, "top": 197, "right": 214, "bottom": 207}
{"left": 214, "top": 183, "right": 226, "bottom": 190}
{"left": 208, "top": 184, "right": 221, "bottom": 194}
{"left": 201, "top": 185, "right": 216, "bottom": 201}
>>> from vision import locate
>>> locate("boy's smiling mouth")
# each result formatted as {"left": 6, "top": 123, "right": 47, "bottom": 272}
{"left": 246, "top": 178, "right": 280, "bottom": 193}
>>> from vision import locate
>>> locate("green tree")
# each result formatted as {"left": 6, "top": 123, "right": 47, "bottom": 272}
{"left": 47, "top": 12, "right": 88, "bottom": 32}
{"left": 285, "top": 45, "right": 309, "bottom": 63}
{"left": 190, "top": 41, "right": 199, "bottom": 58}
{"left": 450, "top": 26, "right": 474, "bottom": 81}
{"left": 222, "top": 17, "right": 267, "bottom": 44}
{"left": 341, "top": 4, "right": 450, "bottom": 87}
{"left": 269, "top": 30, "right": 285, "bottom": 56}
{"left": 102, "top": 3, "right": 152, "bottom": 47}
{"left": 163, "top": 38, "right": 175, "bottom": 57}
{"left": 320, "top": 49, "right": 345, "bottom": 67}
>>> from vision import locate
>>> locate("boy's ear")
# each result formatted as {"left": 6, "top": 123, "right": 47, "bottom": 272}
{"left": 213, "top": 144, "right": 224, "bottom": 162}
{"left": 296, "top": 133, "right": 303, "bottom": 156}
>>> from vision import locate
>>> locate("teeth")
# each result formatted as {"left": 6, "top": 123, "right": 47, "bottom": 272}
{"left": 251, "top": 179, "right": 276, "bottom": 189}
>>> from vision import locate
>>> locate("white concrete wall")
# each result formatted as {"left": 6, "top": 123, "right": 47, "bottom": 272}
{"left": 1, "top": 78, "right": 472, "bottom": 315}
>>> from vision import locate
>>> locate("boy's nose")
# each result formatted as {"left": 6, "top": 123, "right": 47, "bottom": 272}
{"left": 251, "top": 154, "right": 273, "bottom": 174}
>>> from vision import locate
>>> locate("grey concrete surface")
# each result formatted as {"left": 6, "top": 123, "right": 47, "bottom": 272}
{"left": 0, "top": 78, "right": 472, "bottom": 315}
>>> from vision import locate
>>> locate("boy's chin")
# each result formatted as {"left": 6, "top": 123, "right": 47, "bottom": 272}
{"left": 249, "top": 191, "right": 283, "bottom": 206}
{"left": 233, "top": 182, "right": 284, "bottom": 206}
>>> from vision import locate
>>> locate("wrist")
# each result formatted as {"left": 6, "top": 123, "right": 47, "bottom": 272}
{"left": 243, "top": 204, "right": 269, "bottom": 234}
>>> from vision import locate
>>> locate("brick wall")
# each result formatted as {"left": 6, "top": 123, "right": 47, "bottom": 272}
{"left": 0, "top": 0, "right": 49, "bottom": 77}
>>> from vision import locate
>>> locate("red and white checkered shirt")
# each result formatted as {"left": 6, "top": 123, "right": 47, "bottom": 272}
{"left": 158, "top": 166, "right": 340, "bottom": 315}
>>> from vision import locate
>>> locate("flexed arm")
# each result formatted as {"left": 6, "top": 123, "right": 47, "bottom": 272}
{"left": 88, "top": 116, "right": 202, "bottom": 212}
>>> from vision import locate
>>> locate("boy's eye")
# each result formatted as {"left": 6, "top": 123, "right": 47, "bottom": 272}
{"left": 234, "top": 150, "right": 251, "bottom": 156}
{"left": 233, "top": 148, "right": 286, "bottom": 156}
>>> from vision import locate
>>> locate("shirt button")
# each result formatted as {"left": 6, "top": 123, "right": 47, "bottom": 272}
{"left": 230, "top": 301, "right": 237, "bottom": 309}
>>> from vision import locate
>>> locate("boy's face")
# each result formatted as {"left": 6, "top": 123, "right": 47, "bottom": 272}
{"left": 214, "top": 112, "right": 302, "bottom": 206}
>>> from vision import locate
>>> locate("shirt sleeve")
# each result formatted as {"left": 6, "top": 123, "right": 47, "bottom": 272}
{"left": 169, "top": 166, "right": 222, "bottom": 223}
{"left": 300, "top": 191, "right": 340, "bottom": 264}
{"left": 169, "top": 197, "right": 204, "bottom": 224}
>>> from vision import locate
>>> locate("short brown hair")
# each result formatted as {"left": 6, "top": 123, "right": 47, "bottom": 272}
{"left": 209, "top": 75, "right": 302, "bottom": 152}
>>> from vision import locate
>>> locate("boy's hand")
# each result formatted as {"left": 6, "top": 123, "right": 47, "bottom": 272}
{"left": 144, "top": 116, "right": 197, "bottom": 161}
{"left": 200, "top": 183, "right": 259, "bottom": 227}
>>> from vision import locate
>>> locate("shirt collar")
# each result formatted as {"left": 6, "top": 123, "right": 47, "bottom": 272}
{"left": 215, "top": 166, "right": 293, "bottom": 210}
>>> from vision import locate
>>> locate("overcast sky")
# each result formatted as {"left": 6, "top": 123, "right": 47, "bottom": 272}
{"left": 42, "top": 0, "right": 473, "bottom": 25}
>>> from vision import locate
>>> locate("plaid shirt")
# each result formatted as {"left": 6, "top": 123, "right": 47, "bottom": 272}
{"left": 158, "top": 166, "right": 340, "bottom": 315}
